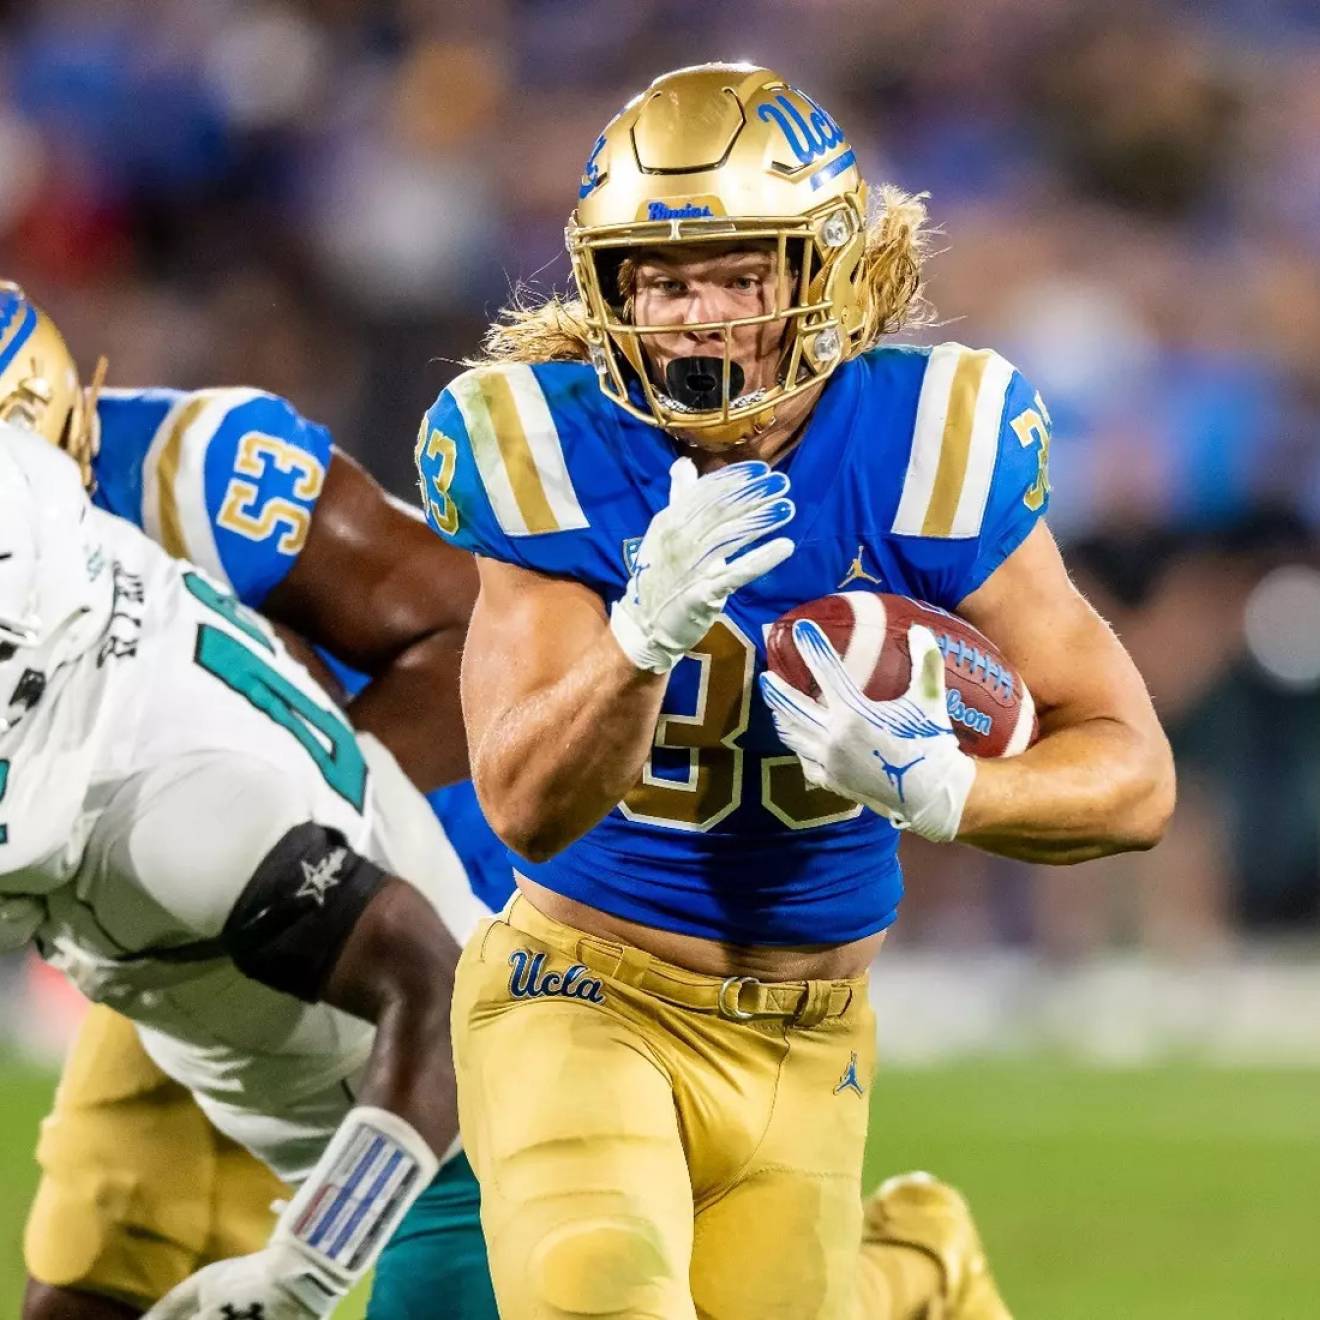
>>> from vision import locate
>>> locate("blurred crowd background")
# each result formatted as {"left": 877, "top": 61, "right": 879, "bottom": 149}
{"left": 2, "top": 0, "right": 1320, "bottom": 1055}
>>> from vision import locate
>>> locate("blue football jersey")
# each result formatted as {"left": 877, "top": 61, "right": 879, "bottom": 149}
{"left": 91, "top": 386, "right": 513, "bottom": 911}
{"left": 417, "top": 344, "right": 1052, "bottom": 946}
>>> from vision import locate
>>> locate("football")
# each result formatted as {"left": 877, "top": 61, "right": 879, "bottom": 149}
{"left": 765, "top": 591, "right": 1039, "bottom": 758}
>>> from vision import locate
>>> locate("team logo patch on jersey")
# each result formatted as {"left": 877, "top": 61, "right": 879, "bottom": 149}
{"left": 508, "top": 949, "right": 606, "bottom": 1004}
{"left": 297, "top": 847, "right": 346, "bottom": 907}
{"left": 837, "top": 544, "right": 883, "bottom": 589}
{"left": 833, "top": 1051, "right": 864, "bottom": 1097}
{"left": 622, "top": 535, "right": 643, "bottom": 574}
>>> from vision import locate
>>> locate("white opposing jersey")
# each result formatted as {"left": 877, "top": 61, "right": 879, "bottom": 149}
{"left": 0, "top": 506, "right": 480, "bottom": 1181}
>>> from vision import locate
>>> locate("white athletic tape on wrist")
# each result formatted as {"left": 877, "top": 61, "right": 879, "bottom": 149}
{"left": 276, "top": 1106, "right": 440, "bottom": 1283}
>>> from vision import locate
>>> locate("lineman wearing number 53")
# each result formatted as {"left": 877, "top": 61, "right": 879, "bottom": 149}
{"left": 416, "top": 64, "right": 1175, "bottom": 1318}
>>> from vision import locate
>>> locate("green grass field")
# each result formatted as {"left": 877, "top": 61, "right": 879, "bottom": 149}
{"left": 2, "top": 1058, "right": 1317, "bottom": 1318}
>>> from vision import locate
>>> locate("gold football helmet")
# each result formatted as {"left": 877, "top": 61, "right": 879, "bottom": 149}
{"left": 0, "top": 282, "right": 102, "bottom": 487}
{"left": 567, "top": 63, "right": 872, "bottom": 446}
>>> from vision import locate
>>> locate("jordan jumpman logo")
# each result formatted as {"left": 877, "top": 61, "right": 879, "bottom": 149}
{"left": 837, "top": 544, "right": 883, "bottom": 589}
{"left": 876, "top": 753, "right": 924, "bottom": 803}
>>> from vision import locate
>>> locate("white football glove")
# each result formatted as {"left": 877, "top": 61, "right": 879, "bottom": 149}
{"left": 610, "top": 457, "right": 794, "bottom": 673}
{"left": 760, "top": 620, "right": 977, "bottom": 843}
{"left": 142, "top": 1241, "right": 339, "bottom": 1320}
{"left": 143, "top": 1105, "right": 438, "bottom": 1320}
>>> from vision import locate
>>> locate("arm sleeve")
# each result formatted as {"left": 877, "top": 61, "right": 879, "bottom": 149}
{"left": 896, "top": 361, "right": 1053, "bottom": 609}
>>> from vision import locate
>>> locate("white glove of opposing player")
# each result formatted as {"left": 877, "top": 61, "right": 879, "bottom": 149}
{"left": 759, "top": 620, "right": 977, "bottom": 843}
{"left": 142, "top": 1240, "right": 340, "bottom": 1320}
{"left": 143, "top": 1105, "right": 437, "bottom": 1320}
{"left": 610, "top": 457, "right": 795, "bottom": 673}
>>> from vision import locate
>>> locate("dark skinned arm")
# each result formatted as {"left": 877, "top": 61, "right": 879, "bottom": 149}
{"left": 260, "top": 449, "right": 478, "bottom": 793}
{"left": 318, "top": 876, "right": 460, "bottom": 1158}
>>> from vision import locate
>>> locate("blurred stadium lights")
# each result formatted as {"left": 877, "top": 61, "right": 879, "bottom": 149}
{"left": 1244, "top": 564, "right": 1320, "bottom": 689}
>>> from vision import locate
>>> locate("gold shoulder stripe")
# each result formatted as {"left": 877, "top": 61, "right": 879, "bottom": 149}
{"left": 474, "top": 369, "right": 559, "bottom": 535}
{"left": 890, "top": 344, "right": 1016, "bottom": 539}
{"left": 156, "top": 394, "right": 210, "bottom": 559}
{"left": 450, "top": 366, "right": 588, "bottom": 538}
{"left": 921, "top": 349, "right": 991, "bottom": 537}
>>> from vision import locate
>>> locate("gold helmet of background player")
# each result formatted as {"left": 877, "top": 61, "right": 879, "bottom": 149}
{"left": 0, "top": 282, "right": 102, "bottom": 488}
{"left": 568, "top": 63, "right": 873, "bottom": 447}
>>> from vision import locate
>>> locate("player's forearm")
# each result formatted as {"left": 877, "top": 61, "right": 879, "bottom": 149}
{"left": 956, "top": 716, "right": 1175, "bottom": 863}
{"left": 472, "top": 633, "right": 667, "bottom": 862}
{"left": 348, "top": 626, "right": 468, "bottom": 793}
{"left": 322, "top": 880, "right": 460, "bottom": 1158}
{"left": 350, "top": 987, "right": 457, "bottom": 1159}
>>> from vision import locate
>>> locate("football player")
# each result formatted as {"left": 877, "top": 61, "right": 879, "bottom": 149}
{"left": 0, "top": 285, "right": 503, "bottom": 1319}
{"left": 415, "top": 65, "right": 1175, "bottom": 1317}
{"left": 0, "top": 422, "right": 485, "bottom": 1319}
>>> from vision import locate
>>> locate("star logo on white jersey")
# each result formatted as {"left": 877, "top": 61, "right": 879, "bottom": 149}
{"left": 297, "top": 847, "right": 347, "bottom": 907}
{"left": 837, "top": 544, "right": 883, "bottom": 589}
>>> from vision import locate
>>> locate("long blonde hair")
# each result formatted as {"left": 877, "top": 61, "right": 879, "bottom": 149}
{"left": 472, "top": 185, "right": 933, "bottom": 367}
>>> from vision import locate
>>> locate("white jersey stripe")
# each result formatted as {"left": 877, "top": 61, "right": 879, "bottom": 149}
{"left": 142, "top": 388, "right": 262, "bottom": 584}
{"left": 449, "top": 372, "right": 532, "bottom": 537}
{"left": 950, "top": 351, "right": 1014, "bottom": 539}
{"left": 504, "top": 364, "right": 589, "bottom": 532}
{"left": 890, "top": 344, "right": 963, "bottom": 537}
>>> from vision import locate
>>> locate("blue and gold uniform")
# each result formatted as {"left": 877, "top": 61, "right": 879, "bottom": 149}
{"left": 418, "top": 343, "right": 1048, "bottom": 1316}
{"left": 25, "top": 385, "right": 503, "bottom": 1319}
{"left": 419, "top": 345, "right": 1049, "bottom": 940}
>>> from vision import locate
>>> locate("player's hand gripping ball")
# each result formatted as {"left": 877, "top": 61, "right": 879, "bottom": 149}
{"left": 761, "top": 592, "right": 1038, "bottom": 842}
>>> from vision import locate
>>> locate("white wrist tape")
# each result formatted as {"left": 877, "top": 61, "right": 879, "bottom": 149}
{"left": 274, "top": 1106, "right": 440, "bottom": 1299}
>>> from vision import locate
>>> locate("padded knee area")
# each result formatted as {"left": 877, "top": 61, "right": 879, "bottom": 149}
{"left": 531, "top": 1216, "right": 669, "bottom": 1316}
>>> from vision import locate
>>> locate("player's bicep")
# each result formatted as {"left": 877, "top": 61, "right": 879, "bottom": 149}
{"left": 460, "top": 556, "right": 607, "bottom": 756}
{"left": 958, "top": 522, "right": 1157, "bottom": 735}
{"left": 321, "top": 875, "right": 461, "bottom": 1024}
{"left": 261, "top": 449, "right": 478, "bottom": 671}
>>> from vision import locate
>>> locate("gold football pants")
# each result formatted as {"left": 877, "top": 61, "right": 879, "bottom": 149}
{"left": 452, "top": 894, "right": 877, "bottom": 1319}
{"left": 24, "top": 1004, "right": 286, "bottom": 1309}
